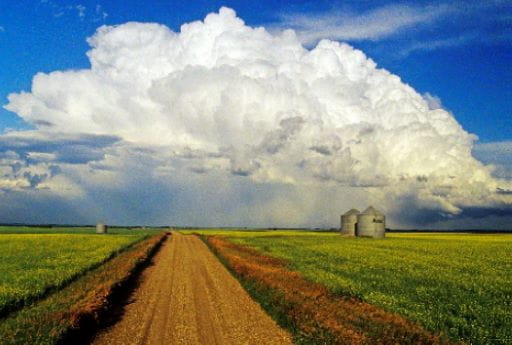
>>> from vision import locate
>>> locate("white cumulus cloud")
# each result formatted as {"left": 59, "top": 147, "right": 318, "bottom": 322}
{"left": 2, "top": 7, "right": 511, "bottom": 227}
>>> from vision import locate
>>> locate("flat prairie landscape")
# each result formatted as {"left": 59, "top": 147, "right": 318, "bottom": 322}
{"left": 0, "top": 227, "right": 510, "bottom": 345}
{"left": 2, "top": 2, "right": 511, "bottom": 344}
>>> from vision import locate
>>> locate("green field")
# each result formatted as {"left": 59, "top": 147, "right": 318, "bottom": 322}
{"left": 0, "top": 227, "right": 160, "bottom": 316}
{"left": 184, "top": 230, "right": 512, "bottom": 344}
{"left": 0, "top": 231, "right": 165, "bottom": 345}
{"left": 0, "top": 226, "right": 164, "bottom": 235}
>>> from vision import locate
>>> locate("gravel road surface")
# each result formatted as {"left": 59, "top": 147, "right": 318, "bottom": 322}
{"left": 91, "top": 232, "right": 292, "bottom": 345}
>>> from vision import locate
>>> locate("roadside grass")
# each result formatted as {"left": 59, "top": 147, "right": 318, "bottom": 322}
{"left": 0, "top": 227, "right": 161, "bottom": 317}
{"left": 0, "top": 232, "right": 166, "bottom": 345}
{"left": 186, "top": 230, "right": 512, "bottom": 345}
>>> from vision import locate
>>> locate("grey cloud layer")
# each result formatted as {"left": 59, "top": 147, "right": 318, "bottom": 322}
{"left": 0, "top": 132, "right": 120, "bottom": 162}
{"left": 0, "top": 131, "right": 120, "bottom": 191}
{"left": 2, "top": 7, "right": 511, "bottom": 227}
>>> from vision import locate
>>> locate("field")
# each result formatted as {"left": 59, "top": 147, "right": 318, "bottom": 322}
{"left": 2, "top": 227, "right": 509, "bottom": 344}
{"left": 0, "top": 227, "right": 161, "bottom": 317}
{"left": 0, "top": 232, "right": 166, "bottom": 345}
{"left": 0, "top": 226, "right": 163, "bottom": 235}
{"left": 184, "top": 230, "right": 512, "bottom": 344}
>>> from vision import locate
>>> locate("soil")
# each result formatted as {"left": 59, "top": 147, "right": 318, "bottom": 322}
{"left": 90, "top": 232, "right": 292, "bottom": 345}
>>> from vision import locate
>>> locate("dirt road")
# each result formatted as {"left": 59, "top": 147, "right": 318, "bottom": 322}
{"left": 91, "top": 232, "right": 292, "bottom": 345}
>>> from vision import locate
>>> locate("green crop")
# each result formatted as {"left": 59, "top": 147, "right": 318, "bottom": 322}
{"left": 0, "top": 231, "right": 151, "bottom": 316}
{"left": 0, "top": 233, "right": 166, "bottom": 345}
{"left": 0, "top": 226, "right": 164, "bottom": 235}
{"left": 185, "top": 230, "right": 512, "bottom": 345}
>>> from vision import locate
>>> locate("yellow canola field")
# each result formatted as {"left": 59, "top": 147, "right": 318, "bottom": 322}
{"left": 185, "top": 230, "right": 511, "bottom": 345}
{"left": 0, "top": 233, "right": 147, "bottom": 315}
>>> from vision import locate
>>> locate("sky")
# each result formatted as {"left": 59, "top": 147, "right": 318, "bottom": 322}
{"left": 0, "top": 0, "right": 511, "bottom": 228}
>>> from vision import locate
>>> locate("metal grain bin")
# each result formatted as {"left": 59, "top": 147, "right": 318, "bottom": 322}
{"left": 341, "top": 209, "right": 360, "bottom": 236}
{"left": 374, "top": 210, "right": 386, "bottom": 238}
{"left": 96, "top": 223, "right": 108, "bottom": 234}
{"left": 357, "top": 206, "right": 377, "bottom": 237}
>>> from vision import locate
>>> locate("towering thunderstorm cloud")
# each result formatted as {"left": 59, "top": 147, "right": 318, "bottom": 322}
{"left": 2, "top": 8, "right": 511, "bottom": 227}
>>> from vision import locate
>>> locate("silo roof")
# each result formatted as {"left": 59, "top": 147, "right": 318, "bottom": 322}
{"left": 343, "top": 208, "right": 360, "bottom": 216}
{"left": 362, "top": 206, "right": 378, "bottom": 215}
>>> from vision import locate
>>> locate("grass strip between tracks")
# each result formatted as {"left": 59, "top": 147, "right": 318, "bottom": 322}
{"left": 203, "top": 235, "right": 454, "bottom": 345}
{"left": 0, "top": 232, "right": 167, "bottom": 345}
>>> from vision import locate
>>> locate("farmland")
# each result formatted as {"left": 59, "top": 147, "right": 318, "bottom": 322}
{"left": 1, "top": 228, "right": 509, "bottom": 344}
{"left": 185, "top": 230, "right": 512, "bottom": 345}
{"left": 0, "top": 226, "right": 166, "bottom": 344}
{"left": 0, "top": 232, "right": 166, "bottom": 345}
{"left": 0, "top": 227, "right": 160, "bottom": 317}
{"left": 0, "top": 226, "right": 162, "bottom": 235}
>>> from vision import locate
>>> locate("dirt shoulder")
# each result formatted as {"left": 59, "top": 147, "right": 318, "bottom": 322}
{"left": 91, "top": 232, "right": 292, "bottom": 345}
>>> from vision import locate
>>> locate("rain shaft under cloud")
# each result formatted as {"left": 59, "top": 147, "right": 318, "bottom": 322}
{"left": 2, "top": 7, "right": 511, "bottom": 227}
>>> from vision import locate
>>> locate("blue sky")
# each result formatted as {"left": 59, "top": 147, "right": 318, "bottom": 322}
{"left": 1, "top": 0, "right": 510, "bottom": 141}
{"left": 0, "top": 1, "right": 511, "bottom": 228}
